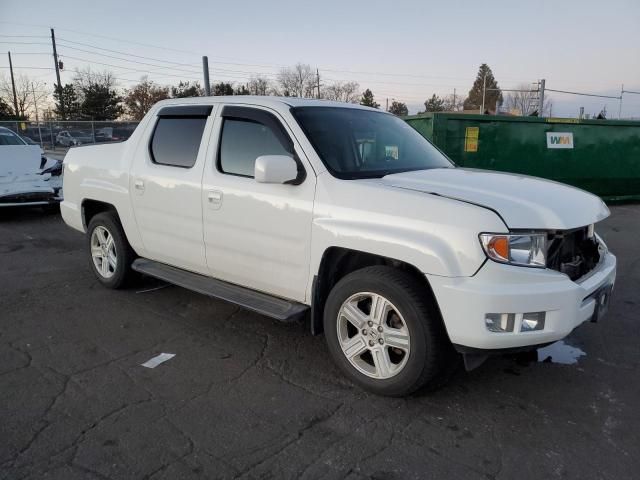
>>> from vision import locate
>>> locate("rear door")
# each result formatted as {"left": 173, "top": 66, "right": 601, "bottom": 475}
{"left": 201, "top": 105, "right": 315, "bottom": 302}
{"left": 129, "top": 104, "right": 215, "bottom": 274}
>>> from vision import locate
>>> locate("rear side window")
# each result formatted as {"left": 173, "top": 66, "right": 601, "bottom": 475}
{"left": 219, "top": 119, "right": 292, "bottom": 177}
{"left": 150, "top": 117, "right": 207, "bottom": 168}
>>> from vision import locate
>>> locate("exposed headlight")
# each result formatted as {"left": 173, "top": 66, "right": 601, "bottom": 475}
{"left": 479, "top": 233, "right": 547, "bottom": 268}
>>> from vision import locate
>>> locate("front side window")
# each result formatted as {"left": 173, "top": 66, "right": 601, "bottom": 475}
{"left": 150, "top": 117, "right": 207, "bottom": 168}
{"left": 291, "top": 107, "right": 453, "bottom": 179}
{"left": 219, "top": 118, "right": 292, "bottom": 177}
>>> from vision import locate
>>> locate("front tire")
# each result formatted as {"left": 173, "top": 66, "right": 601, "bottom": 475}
{"left": 87, "top": 212, "right": 135, "bottom": 289}
{"left": 323, "top": 266, "right": 453, "bottom": 396}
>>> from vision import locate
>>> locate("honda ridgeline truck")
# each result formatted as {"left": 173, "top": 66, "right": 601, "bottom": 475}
{"left": 61, "top": 97, "right": 616, "bottom": 396}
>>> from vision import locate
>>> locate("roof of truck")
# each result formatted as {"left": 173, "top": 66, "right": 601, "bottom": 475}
{"left": 153, "top": 95, "right": 380, "bottom": 112}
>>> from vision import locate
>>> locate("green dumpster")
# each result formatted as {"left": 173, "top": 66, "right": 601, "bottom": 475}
{"left": 404, "top": 113, "right": 640, "bottom": 202}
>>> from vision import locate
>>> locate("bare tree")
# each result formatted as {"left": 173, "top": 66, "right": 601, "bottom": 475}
{"left": 442, "top": 93, "right": 465, "bottom": 112}
{"left": 0, "top": 74, "right": 48, "bottom": 119}
{"left": 323, "top": 81, "right": 360, "bottom": 103}
{"left": 72, "top": 68, "right": 119, "bottom": 97}
{"left": 277, "top": 63, "right": 316, "bottom": 98}
{"left": 505, "top": 83, "right": 551, "bottom": 116}
{"left": 248, "top": 75, "right": 272, "bottom": 96}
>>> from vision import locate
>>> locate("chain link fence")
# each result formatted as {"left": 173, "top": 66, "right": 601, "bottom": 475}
{"left": 0, "top": 120, "right": 140, "bottom": 151}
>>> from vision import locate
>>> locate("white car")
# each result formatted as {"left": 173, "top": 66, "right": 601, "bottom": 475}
{"left": 60, "top": 97, "right": 616, "bottom": 396}
{"left": 56, "top": 130, "right": 94, "bottom": 146}
{"left": 0, "top": 127, "right": 63, "bottom": 207}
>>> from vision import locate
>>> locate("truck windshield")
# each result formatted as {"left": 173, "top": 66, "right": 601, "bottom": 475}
{"left": 291, "top": 106, "right": 453, "bottom": 179}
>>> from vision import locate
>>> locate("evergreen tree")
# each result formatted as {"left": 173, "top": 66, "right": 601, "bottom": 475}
{"left": 360, "top": 88, "right": 380, "bottom": 108}
{"left": 73, "top": 70, "right": 123, "bottom": 120}
{"left": 80, "top": 83, "right": 123, "bottom": 120}
{"left": 0, "top": 96, "right": 13, "bottom": 119}
{"left": 213, "top": 82, "right": 235, "bottom": 96}
{"left": 422, "top": 94, "right": 446, "bottom": 112}
{"left": 463, "top": 63, "right": 502, "bottom": 112}
{"left": 388, "top": 100, "right": 408, "bottom": 116}
{"left": 53, "top": 84, "right": 81, "bottom": 120}
{"left": 171, "top": 81, "right": 203, "bottom": 98}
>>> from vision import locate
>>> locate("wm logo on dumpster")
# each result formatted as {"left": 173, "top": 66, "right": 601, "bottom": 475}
{"left": 546, "top": 132, "right": 574, "bottom": 149}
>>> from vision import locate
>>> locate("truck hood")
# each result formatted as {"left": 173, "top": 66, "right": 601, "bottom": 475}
{"left": 382, "top": 168, "right": 609, "bottom": 230}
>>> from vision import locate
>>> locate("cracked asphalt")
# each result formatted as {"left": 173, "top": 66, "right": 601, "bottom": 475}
{"left": 1, "top": 205, "right": 639, "bottom": 480}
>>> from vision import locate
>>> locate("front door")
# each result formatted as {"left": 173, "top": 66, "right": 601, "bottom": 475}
{"left": 202, "top": 105, "right": 315, "bottom": 302}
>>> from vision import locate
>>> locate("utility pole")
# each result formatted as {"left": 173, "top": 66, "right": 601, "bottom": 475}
{"left": 316, "top": 68, "right": 321, "bottom": 99}
{"left": 452, "top": 88, "right": 456, "bottom": 111}
{"left": 480, "top": 74, "right": 487, "bottom": 114}
{"left": 50, "top": 28, "right": 64, "bottom": 118}
{"left": 7, "top": 52, "right": 19, "bottom": 119}
{"left": 386, "top": 98, "right": 389, "bottom": 112}
{"left": 538, "top": 79, "right": 546, "bottom": 117}
{"left": 618, "top": 84, "right": 623, "bottom": 119}
{"left": 31, "top": 82, "right": 43, "bottom": 147}
{"left": 202, "top": 56, "right": 211, "bottom": 96}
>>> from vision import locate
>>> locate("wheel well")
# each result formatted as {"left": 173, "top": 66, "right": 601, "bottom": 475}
{"left": 310, "top": 247, "right": 438, "bottom": 335}
{"left": 81, "top": 199, "right": 118, "bottom": 231}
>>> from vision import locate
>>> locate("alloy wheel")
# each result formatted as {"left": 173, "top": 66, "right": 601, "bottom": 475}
{"left": 337, "top": 292, "right": 411, "bottom": 379}
{"left": 90, "top": 226, "right": 117, "bottom": 279}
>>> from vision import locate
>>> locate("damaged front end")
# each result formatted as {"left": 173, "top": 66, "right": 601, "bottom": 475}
{"left": 0, "top": 173, "right": 63, "bottom": 207}
{"left": 546, "top": 225, "right": 603, "bottom": 281}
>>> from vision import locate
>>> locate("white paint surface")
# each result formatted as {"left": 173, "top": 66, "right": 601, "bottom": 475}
{"left": 141, "top": 353, "right": 176, "bottom": 368}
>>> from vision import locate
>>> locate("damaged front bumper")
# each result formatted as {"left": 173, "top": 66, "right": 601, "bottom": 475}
{"left": 427, "top": 250, "right": 616, "bottom": 369}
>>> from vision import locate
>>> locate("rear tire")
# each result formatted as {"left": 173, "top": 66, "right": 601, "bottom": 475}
{"left": 87, "top": 212, "right": 136, "bottom": 289}
{"left": 323, "top": 266, "right": 454, "bottom": 397}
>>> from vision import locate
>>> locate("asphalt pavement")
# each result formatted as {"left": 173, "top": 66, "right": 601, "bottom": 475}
{"left": 1, "top": 205, "right": 639, "bottom": 479}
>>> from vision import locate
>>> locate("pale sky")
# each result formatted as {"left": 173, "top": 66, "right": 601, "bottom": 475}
{"left": 1, "top": 0, "right": 639, "bottom": 117}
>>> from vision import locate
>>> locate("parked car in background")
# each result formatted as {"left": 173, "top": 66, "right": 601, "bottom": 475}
{"left": 94, "top": 126, "right": 136, "bottom": 143}
{"left": 56, "top": 130, "right": 94, "bottom": 146}
{"left": 61, "top": 97, "right": 616, "bottom": 396}
{"left": 0, "top": 127, "right": 62, "bottom": 207}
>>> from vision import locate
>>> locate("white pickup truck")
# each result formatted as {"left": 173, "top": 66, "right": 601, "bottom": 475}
{"left": 61, "top": 97, "right": 616, "bottom": 396}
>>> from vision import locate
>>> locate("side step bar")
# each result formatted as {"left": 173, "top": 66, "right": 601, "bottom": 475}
{"left": 132, "top": 259, "right": 309, "bottom": 322}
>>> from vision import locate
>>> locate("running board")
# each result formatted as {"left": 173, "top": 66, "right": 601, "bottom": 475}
{"left": 132, "top": 259, "right": 309, "bottom": 322}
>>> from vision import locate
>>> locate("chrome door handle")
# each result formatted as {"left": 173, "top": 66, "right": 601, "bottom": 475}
{"left": 207, "top": 190, "right": 223, "bottom": 209}
{"left": 208, "top": 191, "right": 222, "bottom": 202}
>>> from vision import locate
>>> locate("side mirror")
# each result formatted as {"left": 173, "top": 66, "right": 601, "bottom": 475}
{"left": 254, "top": 155, "right": 299, "bottom": 184}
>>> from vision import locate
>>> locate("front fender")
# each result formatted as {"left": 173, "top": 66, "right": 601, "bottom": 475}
{"left": 307, "top": 176, "right": 507, "bottom": 302}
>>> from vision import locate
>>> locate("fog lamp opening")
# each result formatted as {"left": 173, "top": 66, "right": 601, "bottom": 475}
{"left": 485, "top": 313, "right": 515, "bottom": 333}
{"left": 521, "top": 312, "right": 546, "bottom": 332}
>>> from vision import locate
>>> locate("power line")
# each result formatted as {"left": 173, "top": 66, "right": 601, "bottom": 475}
{"left": 57, "top": 37, "right": 202, "bottom": 67}
{"left": 57, "top": 44, "right": 203, "bottom": 74}
{"left": 61, "top": 55, "right": 202, "bottom": 79}
{"left": 545, "top": 88, "right": 621, "bottom": 100}
{"left": 55, "top": 42, "right": 285, "bottom": 80}
{"left": 0, "top": 35, "right": 49, "bottom": 38}
{"left": 3, "top": 52, "right": 51, "bottom": 55}
{"left": 0, "top": 41, "right": 50, "bottom": 46}
{"left": 0, "top": 66, "right": 54, "bottom": 70}
{"left": 55, "top": 26, "right": 201, "bottom": 55}
{"left": 29, "top": 35, "right": 524, "bottom": 84}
